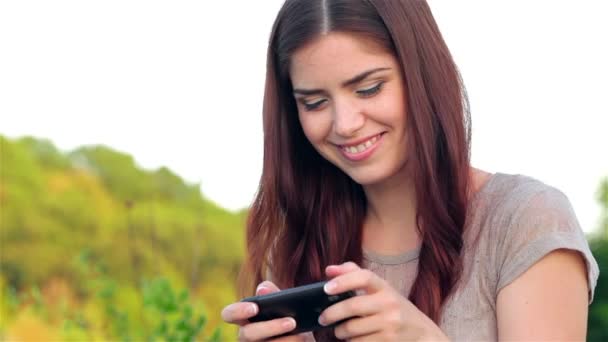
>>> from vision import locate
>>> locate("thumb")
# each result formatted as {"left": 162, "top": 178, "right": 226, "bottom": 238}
{"left": 256, "top": 280, "right": 281, "bottom": 295}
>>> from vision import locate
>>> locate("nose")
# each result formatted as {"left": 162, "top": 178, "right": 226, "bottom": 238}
{"left": 332, "top": 98, "right": 365, "bottom": 137}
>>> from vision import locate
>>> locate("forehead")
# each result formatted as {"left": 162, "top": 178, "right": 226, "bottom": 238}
{"left": 289, "top": 32, "right": 397, "bottom": 86}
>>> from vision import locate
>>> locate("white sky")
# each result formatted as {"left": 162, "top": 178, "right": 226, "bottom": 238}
{"left": 1, "top": 1, "right": 606, "bottom": 234}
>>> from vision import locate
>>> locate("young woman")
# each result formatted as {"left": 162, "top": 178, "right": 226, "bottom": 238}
{"left": 222, "top": 0, "right": 599, "bottom": 340}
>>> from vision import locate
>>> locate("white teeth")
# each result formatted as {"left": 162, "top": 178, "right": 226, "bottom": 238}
{"left": 342, "top": 134, "right": 381, "bottom": 154}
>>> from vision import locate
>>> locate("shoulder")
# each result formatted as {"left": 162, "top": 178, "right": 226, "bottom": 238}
{"left": 478, "top": 172, "right": 598, "bottom": 301}
{"left": 478, "top": 172, "right": 577, "bottom": 235}
{"left": 469, "top": 172, "right": 576, "bottom": 247}
{"left": 489, "top": 172, "right": 568, "bottom": 209}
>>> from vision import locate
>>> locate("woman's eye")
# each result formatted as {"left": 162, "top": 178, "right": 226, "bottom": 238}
{"left": 357, "top": 82, "right": 384, "bottom": 97}
{"left": 303, "top": 99, "right": 327, "bottom": 111}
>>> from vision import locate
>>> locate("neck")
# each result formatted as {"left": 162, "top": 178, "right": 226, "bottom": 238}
{"left": 362, "top": 166, "right": 420, "bottom": 254}
{"left": 361, "top": 165, "right": 490, "bottom": 255}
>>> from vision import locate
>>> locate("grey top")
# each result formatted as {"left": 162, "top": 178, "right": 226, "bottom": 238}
{"left": 362, "top": 172, "right": 600, "bottom": 341}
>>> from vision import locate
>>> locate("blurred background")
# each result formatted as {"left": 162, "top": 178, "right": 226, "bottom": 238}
{"left": 1, "top": 0, "right": 606, "bottom": 340}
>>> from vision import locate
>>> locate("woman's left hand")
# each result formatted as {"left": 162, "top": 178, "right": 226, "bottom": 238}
{"left": 319, "top": 262, "right": 449, "bottom": 342}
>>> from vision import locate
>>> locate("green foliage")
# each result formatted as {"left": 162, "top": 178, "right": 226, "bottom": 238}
{"left": 0, "top": 135, "right": 242, "bottom": 340}
{"left": 69, "top": 145, "right": 155, "bottom": 202}
{"left": 0, "top": 135, "right": 45, "bottom": 191}
{"left": 588, "top": 238, "right": 608, "bottom": 341}
{"left": 18, "top": 136, "right": 71, "bottom": 170}
{"left": 69, "top": 249, "right": 222, "bottom": 341}
{"left": 588, "top": 177, "right": 608, "bottom": 341}
{"left": 142, "top": 277, "right": 220, "bottom": 341}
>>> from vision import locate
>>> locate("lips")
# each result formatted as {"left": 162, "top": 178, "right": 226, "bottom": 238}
{"left": 340, "top": 133, "right": 382, "bottom": 153}
{"left": 337, "top": 132, "right": 385, "bottom": 162}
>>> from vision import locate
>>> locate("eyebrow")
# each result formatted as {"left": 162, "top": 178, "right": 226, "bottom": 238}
{"left": 292, "top": 67, "right": 391, "bottom": 96}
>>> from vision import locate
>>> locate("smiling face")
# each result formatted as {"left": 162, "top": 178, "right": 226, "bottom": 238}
{"left": 290, "top": 32, "right": 410, "bottom": 186}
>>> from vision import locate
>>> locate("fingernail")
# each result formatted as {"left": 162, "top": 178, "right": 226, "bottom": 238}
{"left": 247, "top": 304, "right": 258, "bottom": 316}
{"left": 324, "top": 281, "right": 337, "bottom": 294}
{"left": 256, "top": 285, "right": 268, "bottom": 294}
{"left": 318, "top": 315, "right": 327, "bottom": 326}
{"left": 283, "top": 317, "right": 296, "bottom": 330}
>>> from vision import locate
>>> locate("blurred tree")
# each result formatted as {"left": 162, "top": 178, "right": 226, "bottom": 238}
{"left": 17, "top": 137, "right": 70, "bottom": 170}
{"left": 588, "top": 177, "right": 608, "bottom": 341}
{"left": 0, "top": 135, "right": 244, "bottom": 340}
{"left": 69, "top": 145, "right": 153, "bottom": 202}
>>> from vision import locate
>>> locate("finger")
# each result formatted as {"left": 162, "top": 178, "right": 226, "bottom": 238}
{"left": 325, "top": 261, "right": 360, "bottom": 278}
{"left": 323, "top": 269, "right": 385, "bottom": 296}
{"left": 238, "top": 317, "right": 297, "bottom": 341}
{"left": 270, "top": 331, "right": 315, "bottom": 342}
{"left": 332, "top": 314, "right": 383, "bottom": 340}
{"left": 349, "top": 332, "right": 384, "bottom": 342}
{"left": 318, "top": 293, "right": 384, "bottom": 326}
{"left": 221, "top": 302, "right": 259, "bottom": 325}
{"left": 257, "top": 280, "right": 281, "bottom": 295}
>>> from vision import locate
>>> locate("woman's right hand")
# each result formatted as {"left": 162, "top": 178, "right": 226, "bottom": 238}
{"left": 221, "top": 280, "right": 315, "bottom": 342}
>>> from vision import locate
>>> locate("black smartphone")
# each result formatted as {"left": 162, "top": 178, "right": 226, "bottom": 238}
{"left": 241, "top": 280, "right": 356, "bottom": 336}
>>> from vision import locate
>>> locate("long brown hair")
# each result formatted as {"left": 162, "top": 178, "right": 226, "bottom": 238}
{"left": 239, "top": 0, "right": 471, "bottom": 329}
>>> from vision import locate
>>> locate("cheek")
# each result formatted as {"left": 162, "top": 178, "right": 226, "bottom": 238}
{"left": 384, "top": 88, "right": 407, "bottom": 121}
{"left": 377, "top": 95, "right": 408, "bottom": 132}
{"left": 298, "top": 115, "right": 315, "bottom": 142}
{"left": 298, "top": 113, "right": 331, "bottom": 144}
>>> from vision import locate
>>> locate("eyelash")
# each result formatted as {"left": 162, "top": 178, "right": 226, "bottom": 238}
{"left": 303, "top": 99, "right": 326, "bottom": 111}
{"left": 357, "top": 81, "right": 384, "bottom": 97}
{"left": 302, "top": 81, "right": 385, "bottom": 111}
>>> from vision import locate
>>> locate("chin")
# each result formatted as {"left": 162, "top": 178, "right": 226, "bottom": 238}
{"left": 343, "top": 160, "right": 409, "bottom": 187}
{"left": 345, "top": 169, "right": 391, "bottom": 186}
{"left": 351, "top": 177, "right": 381, "bottom": 186}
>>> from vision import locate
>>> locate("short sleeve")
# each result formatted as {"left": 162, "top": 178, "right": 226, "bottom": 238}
{"left": 495, "top": 185, "right": 600, "bottom": 303}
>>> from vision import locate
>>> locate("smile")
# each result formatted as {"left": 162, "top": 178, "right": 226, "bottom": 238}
{"left": 338, "top": 133, "right": 385, "bottom": 162}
